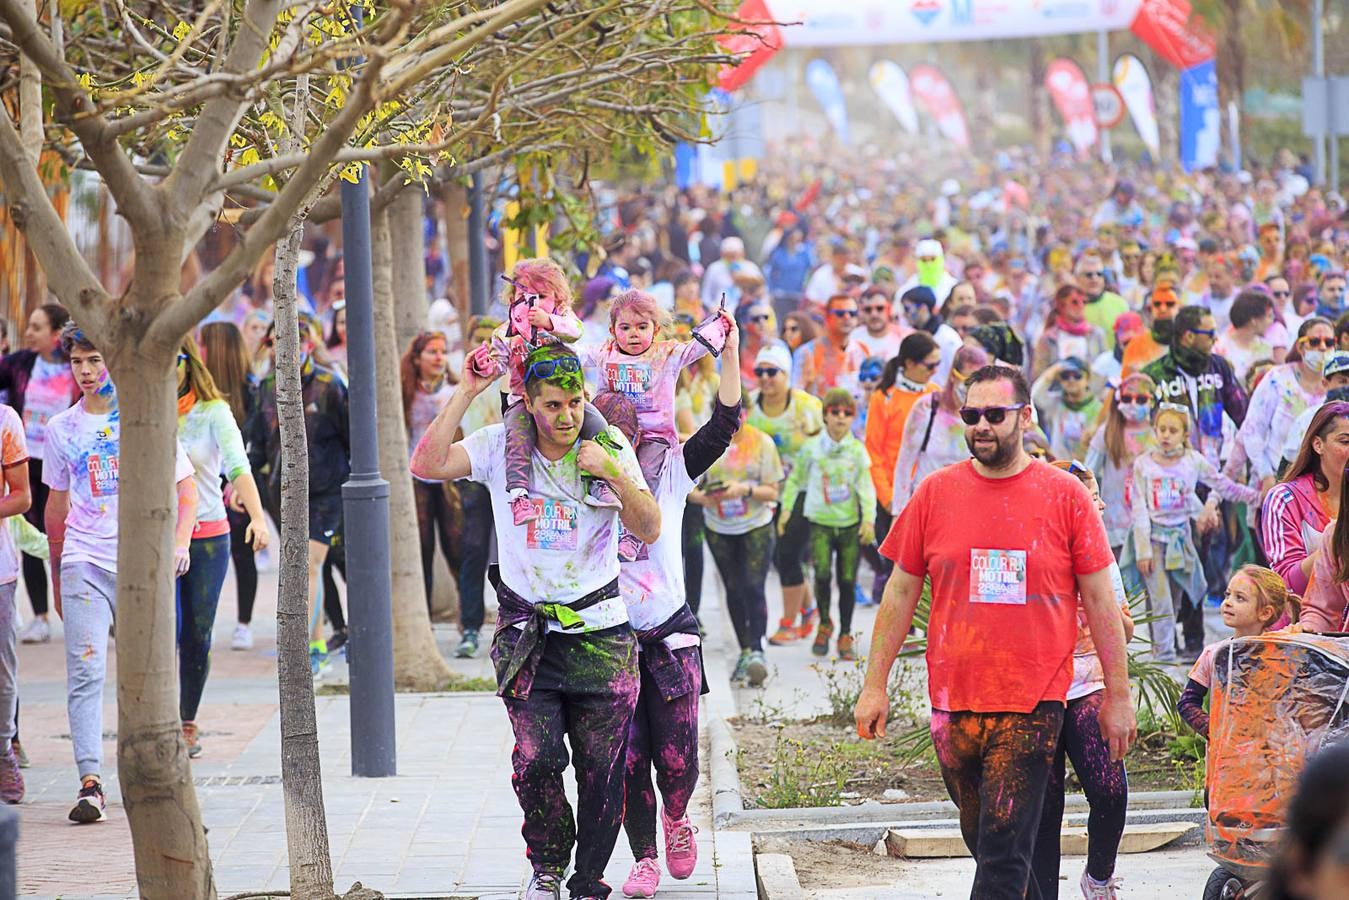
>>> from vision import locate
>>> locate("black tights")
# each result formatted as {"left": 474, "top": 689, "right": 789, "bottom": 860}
{"left": 21, "top": 459, "right": 49, "bottom": 615}
{"left": 228, "top": 505, "right": 259, "bottom": 624}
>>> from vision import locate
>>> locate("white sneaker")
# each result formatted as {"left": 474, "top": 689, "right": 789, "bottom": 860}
{"left": 230, "top": 623, "right": 253, "bottom": 650}
{"left": 1080, "top": 870, "right": 1121, "bottom": 899}
{"left": 19, "top": 617, "right": 49, "bottom": 644}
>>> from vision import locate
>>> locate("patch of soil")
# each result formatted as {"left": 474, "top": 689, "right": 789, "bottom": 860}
{"left": 732, "top": 718, "right": 1199, "bottom": 809}
{"left": 755, "top": 836, "right": 901, "bottom": 890}
{"left": 732, "top": 718, "right": 950, "bottom": 806}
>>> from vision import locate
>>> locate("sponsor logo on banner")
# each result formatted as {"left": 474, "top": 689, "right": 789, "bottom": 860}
{"left": 1127, "top": 0, "right": 1216, "bottom": 71}
{"left": 910, "top": 0, "right": 941, "bottom": 26}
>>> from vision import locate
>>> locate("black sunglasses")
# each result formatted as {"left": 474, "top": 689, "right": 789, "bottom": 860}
{"left": 754, "top": 367, "right": 782, "bottom": 378}
{"left": 959, "top": 404, "right": 1026, "bottom": 426}
{"left": 524, "top": 356, "right": 581, "bottom": 381}
{"left": 750, "top": 314, "right": 772, "bottom": 323}
{"left": 829, "top": 309, "right": 858, "bottom": 318}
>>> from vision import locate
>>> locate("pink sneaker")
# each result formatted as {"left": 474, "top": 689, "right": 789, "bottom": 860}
{"left": 622, "top": 857, "right": 660, "bottom": 898}
{"left": 662, "top": 809, "right": 698, "bottom": 880}
{"left": 618, "top": 533, "right": 643, "bottom": 562}
{"left": 0, "top": 745, "right": 23, "bottom": 804}
{"left": 511, "top": 494, "right": 539, "bottom": 526}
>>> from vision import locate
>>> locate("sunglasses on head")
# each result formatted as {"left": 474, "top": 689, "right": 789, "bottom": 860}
{"left": 959, "top": 404, "right": 1026, "bottom": 426}
{"left": 524, "top": 356, "right": 581, "bottom": 382}
{"left": 1304, "top": 336, "right": 1336, "bottom": 349}
{"left": 176, "top": 352, "right": 190, "bottom": 365}
{"left": 754, "top": 367, "right": 782, "bottom": 378}
{"left": 829, "top": 309, "right": 858, "bottom": 318}
{"left": 1067, "top": 459, "right": 1090, "bottom": 477}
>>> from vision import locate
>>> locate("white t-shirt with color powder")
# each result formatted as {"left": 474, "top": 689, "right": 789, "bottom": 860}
{"left": 619, "top": 446, "right": 699, "bottom": 651}
{"left": 22, "top": 355, "right": 75, "bottom": 461}
{"left": 459, "top": 422, "right": 644, "bottom": 632}
{"left": 0, "top": 405, "right": 28, "bottom": 584}
{"left": 44, "top": 399, "right": 195, "bottom": 573}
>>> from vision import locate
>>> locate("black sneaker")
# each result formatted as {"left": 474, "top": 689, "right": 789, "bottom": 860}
{"left": 455, "top": 629, "right": 479, "bottom": 659}
{"left": 327, "top": 628, "right": 349, "bottom": 654}
{"left": 69, "top": 779, "right": 106, "bottom": 823}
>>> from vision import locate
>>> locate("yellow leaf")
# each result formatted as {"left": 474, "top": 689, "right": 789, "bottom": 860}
{"left": 77, "top": 72, "right": 92, "bottom": 91}
{"left": 239, "top": 147, "right": 260, "bottom": 167}
{"left": 172, "top": 21, "right": 191, "bottom": 42}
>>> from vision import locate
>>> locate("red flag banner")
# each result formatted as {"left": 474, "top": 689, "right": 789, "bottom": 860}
{"left": 1045, "top": 58, "right": 1099, "bottom": 156}
{"left": 718, "top": 0, "right": 784, "bottom": 93}
{"left": 908, "top": 65, "right": 971, "bottom": 150}
{"left": 1128, "top": 0, "right": 1217, "bottom": 71}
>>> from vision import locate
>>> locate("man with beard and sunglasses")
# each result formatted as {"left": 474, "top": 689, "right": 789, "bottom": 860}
{"left": 856, "top": 364, "right": 1135, "bottom": 900}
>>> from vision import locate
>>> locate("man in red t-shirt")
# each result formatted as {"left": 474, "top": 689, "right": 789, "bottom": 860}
{"left": 855, "top": 364, "right": 1135, "bottom": 900}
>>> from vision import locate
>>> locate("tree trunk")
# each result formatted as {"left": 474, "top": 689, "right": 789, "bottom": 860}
{"left": 274, "top": 74, "right": 336, "bottom": 900}
{"left": 441, "top": 182, "right": 471, "bottom": 328}
{"left": 1219, "top": 0, "right": 1245, "bottom": 163}
{"left": 372, "top": 204, "right": 454, "bottom": 691}
{"left": 1027, "top": 39, "right": 1050, "bottom": 160}
{"left": 113, "top": 327, "right": 215, "bottom": 899}
{"left": 389, "top": 186, "right": 427, "bottom": 350}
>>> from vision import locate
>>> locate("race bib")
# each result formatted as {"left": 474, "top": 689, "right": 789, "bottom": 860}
{"left": 1150, "top": 476, "right": 1187, "bottom": 513}
{"left": 969, "top": 549, "right": 1028, "bottom": 605}
{"left": 821, "top": 473, "right": 852, "bottom": 505}
{"left": 21, "top": 407, "right": 50, "bottom": 438}
{"left": 87, "top": 453, "right": 119, "bottom": 498}
{"left": 605, "top": 362, "right": 654, "bottom": 410}
{"left": 525, "top": 499, "right": 579, "bottom": 551}
{"left": 716, "top": 497, "right": 748, "bottom": 519}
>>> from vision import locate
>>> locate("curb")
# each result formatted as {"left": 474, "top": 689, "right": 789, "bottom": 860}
{"left": 754, "top": 853, "right": 805, "bottom": 900}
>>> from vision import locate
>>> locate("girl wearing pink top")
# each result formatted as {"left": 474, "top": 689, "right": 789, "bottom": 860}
{"left": 579, "top": 290, "right": 731, "bottom": 559}
{"left": 1260, "top": 402, "right": 1349, "bottom": 596}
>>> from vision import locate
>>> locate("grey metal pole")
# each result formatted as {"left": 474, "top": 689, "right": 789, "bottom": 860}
{"left": 1313, "top": 0, "right": 1326, "bottom": 185}
{"left": 339, "top": 6, "right": 395, "bottom": 778}
{"left": 1098, "top": 30, "right": 1112, "bottom": 164}
{"left": 468, "top": 171, "right": 490, "bottom": 315}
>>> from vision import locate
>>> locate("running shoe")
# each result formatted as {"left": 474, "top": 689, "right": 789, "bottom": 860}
{"left": 523, "top": 869, "right": 563, "bottom": 900}
{"left": 327, "top": 628, "right": 348, "bottom": 655}
{"left": 767, "top": 619, "right": 798, "bottom": 645}
{"left": 584, "top": 479, "right": 623, "bottom": 510}
{"left": 745, "top": 651, "right": 768, "bottom": 688}
{"left": 662, "top": 809, "right": 698, "bottom": 879}
{"left": 309, "top": 640, "right": 329, "bottom": 676}
{"left": 0, "top": 745, "right": 23, "bottom": 804}
{"left": 11, "top": 739, "right": 28, "bottom": 769}
{"left": 729, "top": 649, "right": 751, "bottom": 686}
{"left": 812, "top": 622, "right": 834, "bottom": 657}
{"left": 18, "top": 617, "right": 49, "bottom": 644}
{"left": 837, "top": 634, "right": 856, "bottom": 661}
{"left": 69, "top": 778, "right": 106, "bottom": 823}
{"left": 455, "top": 629, "right": 480, "bottom": 659}
{"left": 854, "top": 584, "right": 876, "bottom": 608}
{"left": 182, "top": 722, "right": 202, "bottom": 759}
{"left": 622, "top": 857, "right": 661, "bottom": 898}
{"left": 1080, "top": 870, "right": 1121, "bottom": 899}
{"left": 618, "top": 533, "right": 643, "bottom": 562}
{"left": 230, "top": 623, "right": 254, "bottom": 651}
{"left": 511, "top": 493, "right": 539, "bottom": 526}
{"left": 796, "top": 605, "right": 818, "bottom": 640}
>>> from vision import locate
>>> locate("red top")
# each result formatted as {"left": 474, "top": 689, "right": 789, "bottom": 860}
{"left": 880, "top": 459, "right": 1115, "bottom": 713}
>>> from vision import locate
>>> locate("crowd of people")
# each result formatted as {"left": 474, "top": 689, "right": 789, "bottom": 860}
{"left": 0, "top": 136, "right": 1346, "bottom": 900}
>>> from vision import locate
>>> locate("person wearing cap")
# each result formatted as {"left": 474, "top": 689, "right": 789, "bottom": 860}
{"left": 700, "top": 236, "right": 762, "bottom": 313}
{"left": 748, "top": 341, "right": 824, "bottom": 648}
{"left": 803, "top": 242, "right": 854, "bottom": 309}
{"left": 1214, "top": 290, "right": 1289, "bottom": 385}
{"left": 897, "top": 238, "right": 958, "bottom": 310}
{"left": 1075, "top": 251, "right": 1129, "bottom": 349}
{"left": 793, "top": 294, "right": 870, "bottom": 399}
{"left": 1031, "top": 357, "right": 1102, "bottom": 461}
{"left": 1237, "top": 316, "right": 1334, "bottom": 496}
{"left": 1091, "top": 179, "right": 1143, "bottom": 231}
{"left": 1091, "top": 312, "right": 1145, "bottom": 393}
{"left": 900, "top": 285, "right": 963, "bottom": 386}
{"left": 1279, "top": 351, "right": 1349, "bottom": 469}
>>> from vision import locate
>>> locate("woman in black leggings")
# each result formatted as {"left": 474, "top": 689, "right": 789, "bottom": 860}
{"left": 691, "top": 416, "right": 784, "bottom": 689}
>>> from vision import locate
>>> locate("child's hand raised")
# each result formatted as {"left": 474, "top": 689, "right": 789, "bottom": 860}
{"left": 528, "top": 307, "right": 554, "bottom": 330}
{"left": 721, "top": 310, "right": 740, "bottom": 354}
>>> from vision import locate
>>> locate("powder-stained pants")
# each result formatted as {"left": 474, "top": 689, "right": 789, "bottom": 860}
{"left": 1031, "top": 691, "right": 1129, "bottom": 896}
{"left": 810, "top": 522, "right": 860, "bottom": 635}
{"left": 624, "top": 646, "right": 701, "bottom": 860}
{"left": 495, "top": 625, "right": 640, "bottom": 899}
{"left": 176, "top": 533, "right": 232, "bottom": 722}
{"left": 931, "top": 701, "right": 1064, "bottom": 900}
{"left": 61, "top": 561, "right": 117, "bottom": 779}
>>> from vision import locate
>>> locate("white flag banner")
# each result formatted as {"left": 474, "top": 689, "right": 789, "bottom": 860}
{"left": 869, "top": 61, "right": 920, "bottom": 135}
{"left": 1112, "top": 53, "right": 1161, "bottom": 157}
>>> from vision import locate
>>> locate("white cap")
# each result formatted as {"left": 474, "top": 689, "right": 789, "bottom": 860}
{"left": 720, "top": 236, "right": 745, "bottom": 255}
{"left": 940, "top": 178, "right": 960, "bottom": 197}
{"left": 915, "top": 238, "right": 943, "bottom": 258}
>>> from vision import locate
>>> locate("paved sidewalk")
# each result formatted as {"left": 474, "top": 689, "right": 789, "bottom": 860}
{"left": 14, "top": 559, "right": 756, "bottom": 899}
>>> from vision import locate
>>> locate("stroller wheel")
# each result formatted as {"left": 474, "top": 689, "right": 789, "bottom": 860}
{"left": 1203, "top": 866, "right": 1248, "bottom": 900}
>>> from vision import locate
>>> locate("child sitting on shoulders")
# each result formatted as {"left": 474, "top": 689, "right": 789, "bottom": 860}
{"left": 1177, "top": 565, "right": 1298, "bottom": 737}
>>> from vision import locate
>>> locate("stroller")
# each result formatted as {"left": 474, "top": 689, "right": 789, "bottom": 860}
{"left": 1204, "top": 632, "right": 1349, "bottom": 899}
